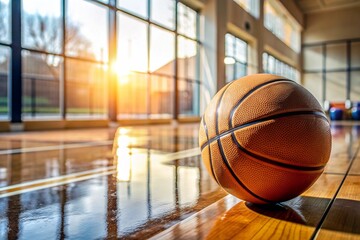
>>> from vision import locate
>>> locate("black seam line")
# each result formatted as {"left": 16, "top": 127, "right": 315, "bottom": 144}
{"left": 217, "top": 138, "right": 275, "bottom": 204}
{"left": 201, "top": 110, "right": 328, "bottom": 151}
{"left": 202, "top": 117, "right": 220, "bottom": 185}
{"left": 229, "top": 79, "right": 294, "bottom": 129}
{"left": 310, "top": 145, "right": 360, "bottom": 240}
{"left": 231, "top": 132, "right": 325, "bottom": 172}
{"left": 216, "top": 81, "right": 236, "bottom": 135}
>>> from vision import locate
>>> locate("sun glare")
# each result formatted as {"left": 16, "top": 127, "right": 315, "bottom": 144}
{"left": 111, "top": 60, "right": 131, "bottom": 84}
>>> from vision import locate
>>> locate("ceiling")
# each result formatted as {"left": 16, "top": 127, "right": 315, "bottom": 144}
{"left": 297, "top": 0, "right": 360, "bottom": 13}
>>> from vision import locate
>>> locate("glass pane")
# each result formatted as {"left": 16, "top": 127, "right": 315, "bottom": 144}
{"left": 235, "top": 62, "right": 246, "bottom": 79}
{"left": 268, "top": 55, "right": 275, "bottom": 73}
{"left": 22, "top": 51, "right": 62, "bottom": 119}
{"left": 118, "top": 0, "right": 147, "bottom": 18}
{"left": 151, "top": 0, "right": 175, "bottom": 30}
{"left": 350, "top": 71, "right": 360, "bottom": 101}
{"left": 150, "top": 74, "right": 173, "bottom": 118}
{"left": 177, "top": 36, "right": 197, "bottom": 79}
{"left": 66, "top": 0, "right": 108, "bottom": 61}
{"left": 178, "top": 3, "right": 196, "bottom": 39}
{"left": 0, "top": 46, "right": 9, "bottom": 119}
{"left": 326, "top": 43, "right": 346, "bottom": 70}
{"left": 225, "top": 63, "right": 235, "bottom": 82}
{"left": 303, "top": 46, "right": 323, "bottom": 71}
{"left": 262, "top": 52, "right": 268, "bottom": 72}
{"left": 352, "top": 42, "right": 360, "bottom": 68}
{"left": 22, "top": 0, "right": 62, "bottom": 54}
{"left": 117, "top": 72, "right": 148, "bottom": 119}
{"left": 179, "top": 80, "right": 199, "bottom": 116}
{"left": 235, "top": 38, "right": 247, "bottom": 63}
{"left": 326, "top": 72, "right": 346, "bottom": 102}
{"left": 150, "top": 26, "right": 175, "bottom": 76}
{"left": 233, "top": 0, "right": 259, "bottom": 18}
{"left": 0, "top": 0, "right": 10, "bottom": 43}
{"left": 66, "top": 59, "right": 108, "bottom": 119}
{"left": 303, "top": 73, "right": 323, "bottom": 103}
{"left": 225, "top": 34, "right": 235, "bottom": 57}
{"left": 117, "top": 13, "right": 148, "bottom": 73}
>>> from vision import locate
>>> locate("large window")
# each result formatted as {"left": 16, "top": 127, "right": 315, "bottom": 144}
{"left": 116, "top": 1, "right": 200, "bottom": 119}
{"left": 263, "top": 52, "right": 299, "bottom": 82}
{"left": 177, "top": 3, "right": 199, "bottom": 117}
{"left": 303, "top": 40, "right": 360, "bottom": 104}
{"left": 21, "top": 0, "right": 108, "bottom": 119}
{"left": 65, "top": 0, "right": 108, "bottom": 119}
{"left": 225, "top": 33, "right": 248, "bottom": 82}
{"left": 233, "top": 0, "right": 259, "bottom": 18}
{"left": 264, "top": 0, "right": 300, "bottom": 53}
{"left": 4, "top": 0, "right": 201, "bottom": 122}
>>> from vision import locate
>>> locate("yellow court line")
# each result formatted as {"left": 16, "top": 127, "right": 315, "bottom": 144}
{"left": 0, "top": 147, "right": 201, "bottom": 198}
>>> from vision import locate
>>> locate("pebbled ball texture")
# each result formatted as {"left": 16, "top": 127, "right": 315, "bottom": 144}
{"left": 199, "top": 74, "right": 332, "bottom": 204}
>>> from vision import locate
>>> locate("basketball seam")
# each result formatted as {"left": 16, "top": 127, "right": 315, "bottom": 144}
{"left": 217, "top": 131, "right": 275, "bottom": 203}
{"left": 202, "top": 117, "right": 220, "bottom": 185}
{"left": 228, "top": 78, "right": 294, "bottom": 129}
{"left": 216, "top": 81, "right": 236, "bottom": 135}
{"left": 201, "top": 110, "right": 328, "bottom": 151}
{"left": 230, "top": 132, "right": 326, "bottom": 172}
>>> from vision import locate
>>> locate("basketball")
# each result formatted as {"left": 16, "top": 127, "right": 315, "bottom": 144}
{"left": 199, "top": 74, "right": 332, "bottom": 204}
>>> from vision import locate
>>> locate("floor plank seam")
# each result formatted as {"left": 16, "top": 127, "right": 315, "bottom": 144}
{"left": 310, "top": 144, "right": 360, "bottom": 240}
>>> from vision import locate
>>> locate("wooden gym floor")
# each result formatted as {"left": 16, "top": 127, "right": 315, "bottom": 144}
{"left": 0, "top": 122, "right": 359, "bottom": 239}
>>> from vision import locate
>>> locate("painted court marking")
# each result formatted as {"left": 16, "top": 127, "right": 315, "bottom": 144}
{"left": 0, "top": 147, "right": 201, "bottom": 198}
{"left": 0, "top": 140, "right": 114, "bottom": 155}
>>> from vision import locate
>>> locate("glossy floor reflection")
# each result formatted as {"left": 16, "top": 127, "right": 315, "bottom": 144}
{"left": 0, "top": 122, "right": 359, "bottom": 239}
{"left": 0, "top": 124, "right": 225, "bottom": 239}
{"left": 153, "top": 122, "right": 360, "bottom": 240}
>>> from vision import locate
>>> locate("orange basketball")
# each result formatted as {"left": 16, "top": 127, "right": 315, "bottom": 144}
{"left": 199, "top": 74, "right": 331, "bottom": 204}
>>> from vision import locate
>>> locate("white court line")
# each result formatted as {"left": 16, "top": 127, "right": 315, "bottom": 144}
{"left": 0, "top": 140, "right": 114, "bottom": 155}
{"left": 0, "top": 166, "right": 116, "bottom": 192}
{"left": 0, "top": 169, "right": 117, "bottom": 198}
{"left": 0, "top": 147, "right": 201, "bottom": 198}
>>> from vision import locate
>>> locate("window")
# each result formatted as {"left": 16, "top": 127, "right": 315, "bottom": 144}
{"left": 178, "top": 3, "right": 197, "bottom": 39}
{"left": 233, "top": 0, "right": 259, "bottom": 18}
{"left": 118, "top": 0, "right": 148, "bottom": 19}
{"left": 0, "top": 46, "right": 9, "bottom": 119}
{"left": 116, "top": 1, "right": 200, "bottom": 119}
{"left": 66, "top": 0, "right": 108, "bottom": 62}
{"left": 263, "top": 52, "right": 299, "bottom": 82}
{"left": 66, "top": 59, "right": 108, "bottom": 119}
{"left": 264, "top": 0, "right": 300, "bottom": 52}
{"left": 151, "top": 0, "right": 176, "bottom": 30}
{"left": 0, "top": 0, "right": 10, "bottom": 44}
{"left": 65, "top": 0, "right": 108, "bottom": 118}
{"left": 177, "top": 3, "right": 200, "bottom": 117}
{"left": 303, "top": 40, "right": 360, "bottom": 104}
{"left": 117, "top": 13, "right": 149, "bottom": 119}
{"left": 22, "top": 0, "right": 62, "bottom": 54}
{"left": 225, "top": 33, "right": 248, "bottom": 82}
{"left": 22, "top": 51, "right": 63, "bottom": 119}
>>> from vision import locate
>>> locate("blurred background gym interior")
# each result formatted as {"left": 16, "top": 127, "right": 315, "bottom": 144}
{"left": 0, "top": 0, "right": 359, "bottom": 239}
